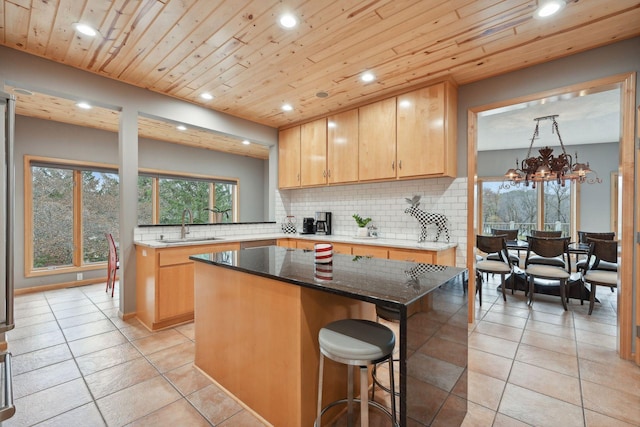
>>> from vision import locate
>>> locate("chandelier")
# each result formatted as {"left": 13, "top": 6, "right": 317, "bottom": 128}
{"left": 504, "top": 115, "right": 601, "bottom": 188}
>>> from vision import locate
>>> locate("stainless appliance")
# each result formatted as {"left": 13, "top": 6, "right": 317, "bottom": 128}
{"left": 0, "top": 91, "right": 16, "bottom": 421}
{"left": 315, "top": 212, "right": 332, "bottom": 235}
{"left": 301, "top": 217, "right": 316, "bottom": 234}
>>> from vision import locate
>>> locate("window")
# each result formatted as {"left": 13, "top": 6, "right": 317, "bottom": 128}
{"left": 28, "top": 160, "right": 119, "bottom": 275}
{"left": 479, "top": 178, "right": 575, "bottom": 238}
{"left": 26, "top": 156, "right": 238, "bottom": 276}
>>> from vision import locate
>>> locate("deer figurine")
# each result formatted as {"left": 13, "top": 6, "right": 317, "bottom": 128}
{"left": 404, "top": 195, "right": 450, "bottom": 242}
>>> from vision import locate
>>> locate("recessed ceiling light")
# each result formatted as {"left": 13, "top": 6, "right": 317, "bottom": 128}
{"left": 316, "top": 91, "right": 329, "bottom": 98}
{"left": 327, "top": 121, "right": 336, "bottom": 129}
{"left": 279, "top": 13, "right": 297, "bottom": 28}
{"left": 176, "top": 125, "right": 187, "bottom": 131}
{"left": 200, "top": 92, "right": 213, "bottom": 100}
{"left": 242, "top": 140, "right": 250, "bottom": 145}
{"left": 361, "top": 72, "right": 375, "bottom": 83}
{"left": 72, "top": 22, "right": 98, "bottom": 37}
{"left": 282, "top": 104, "right": 293, "bottom": 112}
{"left": 76, "top": 101, "right": 92, "bottom": 110}
{"left": 398, "top": 100, "right": 411, "bottom": 109}
{"left": 534, "top": 0, "right": 566, "bottom": 18}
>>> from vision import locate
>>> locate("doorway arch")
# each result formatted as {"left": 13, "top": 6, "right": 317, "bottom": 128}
{"left": 466, "top": 72, "right": 636, "bottom": 360}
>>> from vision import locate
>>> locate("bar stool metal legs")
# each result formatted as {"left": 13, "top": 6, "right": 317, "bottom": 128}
{"left": 315, "top": 319, "right": 398, "bottom": 427}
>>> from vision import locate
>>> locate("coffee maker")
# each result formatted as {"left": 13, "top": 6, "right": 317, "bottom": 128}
{"left": 315, "top": 212, "right": 332, "bottom": 235}
{"left": 301, "top": 217, "right": 316, "bottom": 234}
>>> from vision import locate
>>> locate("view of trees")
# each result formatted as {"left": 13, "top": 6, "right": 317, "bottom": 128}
{"left": 481, "top": 180, "right": 571, "bottom": 236}
{"left": 31, "top": 164, "right": 236, "bottom": 271}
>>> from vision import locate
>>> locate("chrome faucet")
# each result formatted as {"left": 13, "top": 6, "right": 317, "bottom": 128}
{"left": 181, "top": 208, "right": 193, "bottom": 239}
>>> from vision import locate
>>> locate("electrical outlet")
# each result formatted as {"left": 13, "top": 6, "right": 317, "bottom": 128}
{"left": 76, "top": 273, "right": 83, "bottom": 281}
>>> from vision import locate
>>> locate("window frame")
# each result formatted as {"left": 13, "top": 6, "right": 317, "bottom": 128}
{"left": 477, "top": 175, "right": 580, "bottom": 240}
{"left": 24, "top": 156, "right": 239, "bottom": 277}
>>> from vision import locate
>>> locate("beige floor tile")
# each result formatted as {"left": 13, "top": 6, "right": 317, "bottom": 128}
{"left": 582, "top": 380, "right": 640, "bottom": 425}
{"left": 469, "top": 331, "right": 519, "bottom": 359}
{"left": 75, "top": 342, "right": 143, "bottom": 376}
{"left": 8, "top": 329, "right": 66, "bottom": 355}
{"left": 481, "top": 312, "right": 528, "bottom": 329}
{"left": 35, "top": 402, "right": 106, "bottom": 427}
{"left": 525, "top": 318, "right": 575, "bottom": 339}
{"left": 164, "top": 364, "right": 213, "bottom": 396}
{"left": 527, "top": 310, "right": 574, "bottom": 327}
{"left": 174, "top": 322, "right": 195, "bottom": 340}
{"left": 467, "top": 370, "right": 505, "bottom": 411}
{"left": 56, "top": 311, "right": 108, "bottom": 329}
{"left": 520, "top": 330, "right": 577, "bottom": 356}
{"left": 49, "top": 298, "right": 93, "bottom": 312}
{"left": 7, "top": 320, "right": 60, "bottom": 341}
{"left": 12, "top": 343, "right": 72, "bottom": 375}
{"left": 146, "top": 341, "right": 195, "bottom": 373}
{"left": 188, "top": 384, "right": 244, "bottom": 425}
{"left": 14, "top": 359, "right": 81, "bottom": 399}
{"left": 131, "top": 329, "right": 190, "bottom": 355}
{"left": 14, "top": 304, "right": 53, "bottom": 319}
{"left": 492, "top": 412, "right": 533, "bottom": 426}
{"left": 498, "top": 383, "right": 583, "bottom": 427}
{"left": 575, "top": 328, "right": 617, "bottom": 350}
{"left": 119, "top": 321, "right": 155, "bottom": 341}
{"left": 573, "top": 317, "right": 617, "bottom": 336}
{"left": 68, "top": 330, "right": 128, "bottom": 357}
{"left": 460, "top": 401, "right": 496, "bottom": 427}
{"left": 216, "top": 409, "right": 269, "bottom": 427}
{"left": 473, "top": 321, "right": 523, "bottom": 342}
{"left": 515, "top": 343, "right": 579, "bottom": 377}
{"left": 575, "top": 340, "right": 628, "bottom": 368}
{"left": 62, "top": 319, "right": 117, "bottom": 342}
{"left": 10, "top": 311, "right": 56, "bottom": 327}
{"left": 96, "top": 376, "right": 181, "bottom": 426}
{"left": 4, "top": 378, "right": 93, "bottom": 427}
{"left": 468, "top": 348, "right": 513, "bottom": 381}
{"left": 54, "top": 304, "right": 100, "bottom": 319}
{"left": 508, "top": 361, "right": 581, "bottom": 406}
{"left": 85, "top": 357, "right": 160, "bottom": 399}
{"left": 584, "top": 408, "right": 637, "bottom": 427}
{"left": 431, "top": 394, "right": 467, "bottom": 426}
{"left": 579, "top": 358, "right": 640, "bottom": 398}
{"left": 126, "top": 399, "right": 211, "bottom": 426}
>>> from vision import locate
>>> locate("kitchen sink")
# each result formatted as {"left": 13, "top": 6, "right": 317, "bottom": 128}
{"left": 159, "top": 237, "right": 223, "bottom": 244}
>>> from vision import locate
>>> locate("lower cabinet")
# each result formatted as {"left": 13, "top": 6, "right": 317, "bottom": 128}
{"left": 136, "top": 242, "right": 240, "bottom": 330}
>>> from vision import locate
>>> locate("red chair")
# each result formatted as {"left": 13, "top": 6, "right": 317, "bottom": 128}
{"left": 105, "top": 233, "right": 119, "bottom": 297}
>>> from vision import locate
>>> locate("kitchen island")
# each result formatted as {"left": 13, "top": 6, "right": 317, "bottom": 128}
{"left": 191, "top": 246, "right": 467, "bottom": 426}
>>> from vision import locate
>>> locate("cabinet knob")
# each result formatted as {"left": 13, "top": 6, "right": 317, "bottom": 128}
{"left": 328, "top": 169, "right": 331, "bottom": 177}
{"left": 323, "top": 170, "right": 326, "bottom": 178}
{"left": 392, "top": 161, "right": 395, "bottom": 170}
{"left": 399, "top": 160, "right": 402, "bottom": 169}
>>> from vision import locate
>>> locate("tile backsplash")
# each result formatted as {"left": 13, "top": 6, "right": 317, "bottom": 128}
{"left": 276, "top": 177, "right": 468, "bottom": 267}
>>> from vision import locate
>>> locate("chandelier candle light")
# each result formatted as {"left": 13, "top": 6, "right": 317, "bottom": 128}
{"left": 504, "top": 114, "right": 601, "bottom": 188}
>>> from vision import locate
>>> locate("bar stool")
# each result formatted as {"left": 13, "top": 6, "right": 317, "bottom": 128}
{"left": 315, "top": 319, "right": 398, "bottom": 427}
{"left": 371, "top": 306, "right": 400, "bottom": 402}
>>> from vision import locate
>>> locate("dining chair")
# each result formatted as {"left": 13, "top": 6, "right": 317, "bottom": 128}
{"left": 582, "top": 238, "right": 618, "bottom": 315}
{"left": 476, "top": 235, "right": 513, "bottom": 302}
{"left": 576, "top": 231, "right": 616, "bottom": 276}
{"left": 524, "top": 233, "right": 566, "bottom": 268}
{"left": 105, "top": 233, "right": 119, "bottom": 297}
{"left": 488, "top": 229, "right": 520, "bottom": 267}
{"left": 531, "top": 230, "right": 562, "bottom": 238}
{"left": 524, "top": 236, "right": 574, "bottom": 310}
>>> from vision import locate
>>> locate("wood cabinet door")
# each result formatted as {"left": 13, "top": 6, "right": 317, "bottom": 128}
{"left": 397, "top": 83, "right": 446, "bottom": 178}
{"left": 327, "top": 109, "right": 359, "bottom": 184}
{"left": 278, "top": 126, "right": 301, "bottom": 188}
{"left": 358, "top": 98, "right": 397, "bottom": 181}
{"left": 158, "top": 263, "right": 194, "bottom": 320}
{"left": 351, "top": 244, "right": 388, "bottom": 259}
{"left": 300, "top": 118, "right": 327, "bottom": 186}
{"left": 388, "top": 249, "right": 434, "bottom": 264}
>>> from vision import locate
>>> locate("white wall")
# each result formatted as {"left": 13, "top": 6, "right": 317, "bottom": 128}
{"left": 276, "top": 178, "right": 468, "bottom": 268}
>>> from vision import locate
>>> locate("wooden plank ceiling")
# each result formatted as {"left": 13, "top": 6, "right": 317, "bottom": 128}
{"left": 1, "top": 0, "right": 639, "bottom": 157}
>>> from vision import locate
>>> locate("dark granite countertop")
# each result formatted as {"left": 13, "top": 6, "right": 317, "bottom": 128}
{"left": 190, "top": 246, "right": 467, "bottom": 309}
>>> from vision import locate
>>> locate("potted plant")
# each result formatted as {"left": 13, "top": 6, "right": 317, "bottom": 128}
{"left": 212, "top": 205, "right": 231, "bottom": 223}
{"left": 352, "top": 214, "right": 372, "bottom": 237}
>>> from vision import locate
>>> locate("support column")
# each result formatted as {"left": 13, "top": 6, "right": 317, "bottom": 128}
{"left": 118, "top": 107, "right": 138, "bottom": 316}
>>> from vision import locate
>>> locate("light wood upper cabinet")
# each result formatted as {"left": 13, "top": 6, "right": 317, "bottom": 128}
{"left": 358, "top": 97, "right": 397, "bottom": 181}
{"left": 327, "top": 109, "right": 359, "bottom": 184}
{"left": 396, "top": 82, "right": 457, "bottom": 178}
{"left": 278, "top": 126, "right": 301, "bottom": 188}
{"left": 300, "top": 118, "right": 327, "bottom": 186}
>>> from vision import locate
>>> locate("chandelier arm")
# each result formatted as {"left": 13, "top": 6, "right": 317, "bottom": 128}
{"left": 551, "top": 116, "right": 569, "bottom": 155}
{"left": 524, "top": 119, "right": 540, "bottom": 159}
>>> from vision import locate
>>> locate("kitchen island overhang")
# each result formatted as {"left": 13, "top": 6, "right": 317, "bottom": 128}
{"left": 191, "top": 246, "right": 468, "bottom": 426}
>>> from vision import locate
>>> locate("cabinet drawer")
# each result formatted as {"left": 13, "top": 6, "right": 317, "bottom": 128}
{"left": 159, "top": 242, "right": 240, "bottom": 266}
{"left": 388, "top": 249, "right": 434, "bottom": 264}
{"left": 296, "top": 240, "right": 316, "bottom": 250}
{"left": 332, "top": 243, "right": 352, "bottom": 255}
{"left": 351, "top": 245, "right": 388, "bottom": 259}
